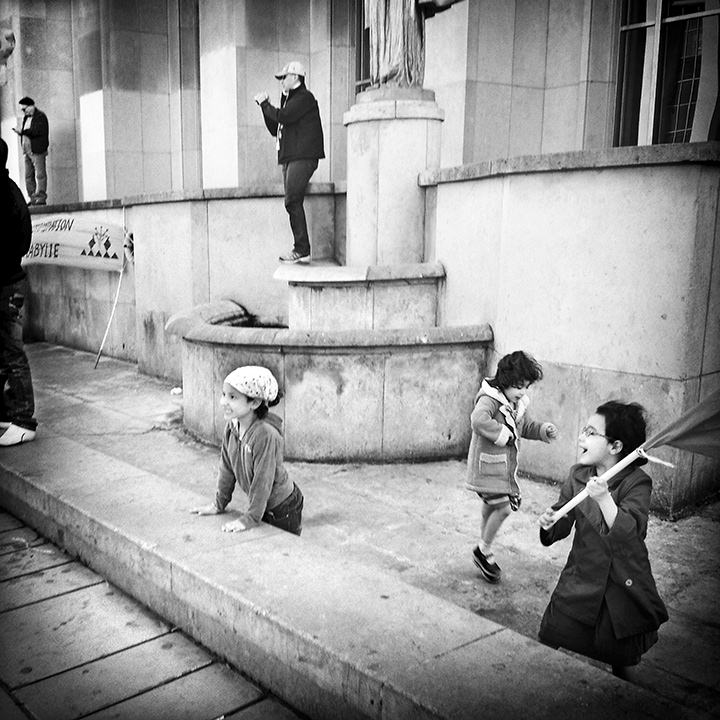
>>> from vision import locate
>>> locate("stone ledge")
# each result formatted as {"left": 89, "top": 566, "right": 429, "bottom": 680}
{"left": 274, "top": 262, "right": 446, "bottom": 286}
{"left": 29, "top": 183, "right": 339, "bottom": 214}
{"left": 344, "top": 100, "right": 445, "bottom": 125}
{"left": 419, "top": 141, "right": 720, "bottom": 186}
{"left": 0, "top": 442, "right": 693, "bottom": 720}
{"left": 166, "top": 300, "right": 490, "bottom": 350}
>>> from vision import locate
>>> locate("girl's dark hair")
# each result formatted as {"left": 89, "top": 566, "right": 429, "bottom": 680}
{"left": 254, "top": 391, "right": 282, "bottom": 418}
{"left": 596, "top": 400, "right": 647, "bottom": 461}
{"left": 490, "top": 350, "right": 543, "bottom": 390}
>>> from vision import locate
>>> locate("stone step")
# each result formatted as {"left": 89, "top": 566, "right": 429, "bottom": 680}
{"left": 0, "top": 436, "right": 706, "bottom": 720}
{"left": 274, "top": 262, "right": 445, "bottom": 332}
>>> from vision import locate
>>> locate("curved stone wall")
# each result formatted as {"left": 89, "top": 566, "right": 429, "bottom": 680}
{"left": 167, "top": 301, "right": 493, "bottom": 461}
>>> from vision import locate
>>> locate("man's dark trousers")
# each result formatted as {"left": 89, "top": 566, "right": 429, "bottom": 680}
{"left": 282, "top": 158, "right": 318, "bottom": 257}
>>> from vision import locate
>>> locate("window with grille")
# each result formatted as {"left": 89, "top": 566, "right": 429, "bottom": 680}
{"left": 354, "top": 0, "right": 371, "bottom": 94}
{"left": 615, "top": 0, "right": 720, "bottom": 146}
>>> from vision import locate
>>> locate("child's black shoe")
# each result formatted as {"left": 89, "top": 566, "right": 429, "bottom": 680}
{"left": 473, "top": 546, "right": 501, "bottom": 583}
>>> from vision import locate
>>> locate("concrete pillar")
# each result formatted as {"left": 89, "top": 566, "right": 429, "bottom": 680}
{"left": 343, "top": 87, "right": 443, "bottom": 266}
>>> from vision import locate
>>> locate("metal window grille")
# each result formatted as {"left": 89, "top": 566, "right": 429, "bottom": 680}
{"left": 615, "top": 0, "right": 719, "bottom": 145}
{"left": 354, "top": 0, "right": 371, "bottom": 93}
{"left": 657, "top": 16, "right": 702, "bottom": 142}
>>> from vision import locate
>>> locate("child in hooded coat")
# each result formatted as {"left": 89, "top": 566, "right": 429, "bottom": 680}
{"left": 466, "top": 350, "right": 557, "bottom": 583}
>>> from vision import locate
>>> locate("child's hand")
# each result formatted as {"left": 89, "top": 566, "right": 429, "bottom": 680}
{"left": 586, "top": 476, "right": 610, "bottom": 502}
{"left": 538, "top": 508, "right": 557, "bottom": 530}
{"left": 222, "top": 518, "right": 249, "bottom": 533}
{"left": 189, "top": 503, "right": 220, "bottom": 516}
{"left": 545, "top": 423, "right": 558, "bottom": 440}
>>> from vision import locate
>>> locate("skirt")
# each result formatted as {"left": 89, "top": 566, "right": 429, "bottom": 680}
{"left": 538, "top": 598, "right": 658, "bottom": 667}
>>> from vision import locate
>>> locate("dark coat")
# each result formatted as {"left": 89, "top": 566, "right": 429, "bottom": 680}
{"left": 540, "top": 463, "right": 668, "bottom": 639}
{"left": 20, "top": 108, "right": 49, "bottom": 154}
{"left": 1, "top": 172, "right": 32, "bottom": 286}
{"left": 260, "top": 83, "right": 325, "bottom": 165}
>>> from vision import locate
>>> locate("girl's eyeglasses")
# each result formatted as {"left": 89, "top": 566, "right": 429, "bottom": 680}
{"left": 579, "top": 426, "right": 614, "bottom": 440}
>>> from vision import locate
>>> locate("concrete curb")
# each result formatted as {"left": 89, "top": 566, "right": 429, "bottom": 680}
{"left": 0, "top": 437, "right": 704, "bottom": 720}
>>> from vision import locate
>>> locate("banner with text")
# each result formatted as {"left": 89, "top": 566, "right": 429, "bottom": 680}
{"left": 25, "top": 215, "right": 128, "bottom": 271}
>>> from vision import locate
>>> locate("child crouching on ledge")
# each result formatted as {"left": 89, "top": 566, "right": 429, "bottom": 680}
{"left": 190, "top": 366, "right": 303, "bottom": 536}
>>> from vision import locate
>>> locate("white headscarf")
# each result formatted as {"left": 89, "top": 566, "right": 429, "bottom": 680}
{"left": 224, "top": 366, "right": 278, "bottom": 403}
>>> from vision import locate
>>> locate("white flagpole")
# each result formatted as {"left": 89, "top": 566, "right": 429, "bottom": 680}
{"left": 94, "top": 225, "right": 133, "bottom": 369}
{"left": 94, "top": 254, "right": 126, "bottom": 369}
{"left": 547, "top": 446, "right": 658, "bottom": 525}
{"left": 548, "top": 449, "right": 675, "bottom": 525}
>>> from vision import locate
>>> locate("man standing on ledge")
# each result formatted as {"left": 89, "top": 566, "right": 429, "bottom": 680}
{"left": 12, "top": 96, "right": 49, "bottom": 206}
{"left": 254, "top": 61, "right": 324, "bottom": 264}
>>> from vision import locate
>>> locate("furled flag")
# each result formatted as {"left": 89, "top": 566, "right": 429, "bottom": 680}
{"left": 642, "top": 388, "right": 720, "bottom": 460}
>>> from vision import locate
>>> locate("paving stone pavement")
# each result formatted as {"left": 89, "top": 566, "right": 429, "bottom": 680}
{"left": 0, "top": 511, "right": 306, "bottom": 720}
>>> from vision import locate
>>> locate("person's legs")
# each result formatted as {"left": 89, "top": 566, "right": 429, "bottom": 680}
{"left": 481, "top": 502, "right": 512, "bottom": 547}
{"left": 0, "top": 372, "right": 9, "bottom": 424}
{"left": 23, "top": 152, "right": 36, "bottom": 201}
{"left": 32, "top": 152, "right": 47, "bottom": 204}
{"left": 473, "top": 498, "right": 511, "bottom": 582}
{"left": 283, "top": 159, "right": 318, "bottom": 257}
{"left": 262, "top": 484, "right": 303, "bottom": 536}
{"left": 0, "top": 282, "right": 37, "bottom": 433}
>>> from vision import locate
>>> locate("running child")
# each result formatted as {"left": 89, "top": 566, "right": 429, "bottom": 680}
{"left": 190, "top": 366, "right": 303, "bottom": 535}
{"left": 538, "top": 401, "right": 668, "bottom": 680}
{"left": 466, "top": 350, "right": 558, "bottom": 583}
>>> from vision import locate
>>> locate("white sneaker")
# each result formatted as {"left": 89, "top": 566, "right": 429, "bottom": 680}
{"left": 0, "top": 421, "right": 10, "bottom": 429}
{"left": 0, "top": 423, "right": 37, "bottom": 446}
{"left": 279, "top": 250, "right": 310, "bottom": 264}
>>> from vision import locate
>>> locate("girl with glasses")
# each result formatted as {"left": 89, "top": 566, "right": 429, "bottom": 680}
{"left": 538, "top": 401, "right": 668, "bottom": 681}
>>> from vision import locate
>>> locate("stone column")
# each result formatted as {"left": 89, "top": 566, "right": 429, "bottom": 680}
{"left": 343, "top": 87, "right": 443, "bottom": 266}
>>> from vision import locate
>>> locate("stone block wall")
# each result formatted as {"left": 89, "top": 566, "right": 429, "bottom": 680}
{"left": 24, "top": 205, "right": 134, "bottom": 361}
{"left": 0, "top": 0, "right": 78, "bottom": 205}
{"left": 424, "top": 143, "right": 720, "bottom": 515}
{"left": 22, "top": 185, "right": 339, "bottom": 382}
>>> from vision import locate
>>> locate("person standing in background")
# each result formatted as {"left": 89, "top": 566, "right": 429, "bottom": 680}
{"left": 254, "top": 61, "right": 324, "bottom": 265}
{"left": 12, "top": 96, "right": 49, "bottom": 206}
{"left": 0, "top": 137, "right": 38, "bottom": 446}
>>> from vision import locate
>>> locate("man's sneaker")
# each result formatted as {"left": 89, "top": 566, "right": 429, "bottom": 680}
{"left": 473, "top": 546, "right": 501, "bottom": 583}
{"left": 0, "top": 423, "right": 36, "bottom": 446}
{"left": 279, "top": 250, "right": 310, "bottom": 264}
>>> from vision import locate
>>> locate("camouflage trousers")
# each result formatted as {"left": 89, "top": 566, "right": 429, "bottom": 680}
{"left": 0, "top": 279, "right": 37, "bottom": 431}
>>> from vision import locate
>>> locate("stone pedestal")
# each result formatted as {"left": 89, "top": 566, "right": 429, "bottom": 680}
{"left": 274, "top": 262, "right": 445, "bottom": 331}
{"left": 343, "top": 88, "right": 444, "bottom": 266}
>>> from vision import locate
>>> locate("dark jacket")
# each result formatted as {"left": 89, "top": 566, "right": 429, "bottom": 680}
{"left": 214, "top": 413, "right": 294, "bottom": 526}
{"left": 19, "top": 108, "right": 49, "bottom": 154}
{"left": 260, "top": 83, "right": 325, "bottom": 165}
{"left": 1, "top": 172, "right": 32, "bottom": 285}
{"left": 540, "top": 463, "right": 668, "bottom": 638}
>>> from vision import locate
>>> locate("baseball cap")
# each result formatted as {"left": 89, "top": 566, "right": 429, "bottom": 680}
{"left": 275, "top": 60, "right": 306, "bottom": 79}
